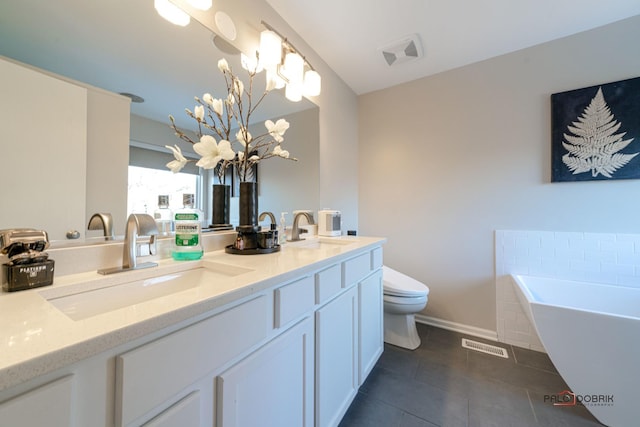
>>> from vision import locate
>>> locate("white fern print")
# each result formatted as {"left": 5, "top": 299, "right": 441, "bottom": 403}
{"left": 561, "top": 87, "right": 637, "bottom": 178}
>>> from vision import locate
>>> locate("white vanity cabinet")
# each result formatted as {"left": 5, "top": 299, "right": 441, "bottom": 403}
{"left": 315, "top": 248, "right": 384, "bottom": 427}
{"left": 0, "top": 242, "right": 384, "bottom": 427}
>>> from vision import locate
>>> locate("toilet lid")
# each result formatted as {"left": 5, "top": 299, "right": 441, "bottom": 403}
{"left": 382, "top": 266, "right": 429, "bottom": 297}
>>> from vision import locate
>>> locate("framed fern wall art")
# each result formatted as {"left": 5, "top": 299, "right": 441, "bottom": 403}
{"left": 551, "top": 76, "right": 640, "bottom": 182}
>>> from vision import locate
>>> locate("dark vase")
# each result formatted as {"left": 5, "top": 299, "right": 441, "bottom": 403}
{"left": 238, "top": 181, "right": 259, "bottom": 233}
{"left": 211, "top": 184, "right": 231, "bottom": 226}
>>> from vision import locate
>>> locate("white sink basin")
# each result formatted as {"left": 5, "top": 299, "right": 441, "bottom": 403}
{"left": 41, "top": 261, "right": 253, "bottom": 321}
{"left": 288, "top": 237, "right": 357, "bottom": 249}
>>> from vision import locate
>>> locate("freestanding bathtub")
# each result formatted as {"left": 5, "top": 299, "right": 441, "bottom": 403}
{"left": 511, "top": 274, "right": 640, "bottom": 427}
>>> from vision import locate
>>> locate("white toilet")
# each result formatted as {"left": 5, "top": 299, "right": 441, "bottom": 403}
{"left": 383, "top": 265, "right": 430, "bottom": 350}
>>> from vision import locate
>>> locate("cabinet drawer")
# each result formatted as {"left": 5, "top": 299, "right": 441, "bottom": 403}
{"left": 116, "top": 295, "right": 268, "bottom": 427}
{"left": 343, "top": 252, "right": 372, "bottom": 287}
{"left": 315, "top": 264, "right": 342, "bottom": 305}
{"left": 275, "top": 276, "right": 315, "bottom": 328}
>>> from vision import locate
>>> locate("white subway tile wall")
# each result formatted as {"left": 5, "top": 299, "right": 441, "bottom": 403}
{"left": 495, "top": 230, "right": 640, "bottom": 351}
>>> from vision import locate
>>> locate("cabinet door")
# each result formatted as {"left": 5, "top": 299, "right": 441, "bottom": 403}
{"left": 216, "top": 317, "right": 314, "bottom": 427}
{"left": 315, "top": 286, "right": 358, "bottom": 427}
{"left": 143, "top": 392, "right": 201, "bottom": 427}
{"left": 359, "top": 269, "right": 384, "bottom": 384}
{"left": 0, "top": 375, "right": 74, "bottom": 427}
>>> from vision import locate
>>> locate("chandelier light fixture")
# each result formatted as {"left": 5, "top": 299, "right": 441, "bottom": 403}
{"left": 154, "top": 6, "right": 321, "bottom": 102}
{"left": 250, "top": 21, "right": 321, "bottom": 101}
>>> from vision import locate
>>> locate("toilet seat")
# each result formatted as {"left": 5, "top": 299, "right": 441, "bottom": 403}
{"left": 382, "top": 266, "right": 429, "bottom": 297}
{"left": 383, "top": 294, "right": 427, "bottom": 305}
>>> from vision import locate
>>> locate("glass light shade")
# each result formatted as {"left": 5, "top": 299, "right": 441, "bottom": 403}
{"left": 283, "top": 52, "right": 304, "bottom": 85}
{"left": 303, "top": 70, "right": 321, "bottom": 97}
{"left": 154, "top": 0, "right": 190, "bottom": 26}
{"left": 259, "top": 30, "right": 282, "bottom": 67}
{"left": 266, "top": 66, "right": 285, "bottom": 89}
{"left": 186, "top": 0, "right": 212, "bottom": 10}
{"left": 285, "top": 81, "right": 303, "bottom": 102}
{"left": 241, "top": 53, "right": 263, "bottom": 73}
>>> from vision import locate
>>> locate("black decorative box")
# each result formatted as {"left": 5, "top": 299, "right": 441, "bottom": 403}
{"left": 2, "top": 259, "right": 55, "bottom": 292}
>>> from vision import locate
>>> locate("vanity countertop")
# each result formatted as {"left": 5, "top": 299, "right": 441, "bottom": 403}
{"left": 0, "top": 236, "right": 385, "bottom": 392}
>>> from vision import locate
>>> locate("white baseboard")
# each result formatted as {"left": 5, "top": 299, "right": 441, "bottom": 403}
{"left": 415, "top": 314, "right": 498, "bottom": 342}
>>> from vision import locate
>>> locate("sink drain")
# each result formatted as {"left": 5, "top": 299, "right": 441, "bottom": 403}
{"left": 462, "top": 338, "right": 509, "bottom": 358}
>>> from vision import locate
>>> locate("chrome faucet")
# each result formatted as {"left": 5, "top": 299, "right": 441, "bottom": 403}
{"left": 259, "top": 211, "right": 276, "bottom": 227}
{"left": 288, "top": 212, "right": 314, "bottom": 242}
{"left": 98, "top": 214, "right": 158, "bottom": 275}
{"left": 88, "top": 213, "right": 115, "bottom": 240}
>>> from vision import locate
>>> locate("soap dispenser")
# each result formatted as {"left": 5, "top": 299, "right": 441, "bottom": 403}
{"left": 279, "top": 212, "right": 288, "bottom": 244}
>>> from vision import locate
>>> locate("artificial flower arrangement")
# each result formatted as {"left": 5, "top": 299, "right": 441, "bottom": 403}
{"left": 165, "top": 57, "right": 296, "bottom": 184}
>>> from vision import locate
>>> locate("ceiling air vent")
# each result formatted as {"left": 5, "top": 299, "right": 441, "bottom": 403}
{"left": 379, "top": 34, "right": 423, "bottom": 66}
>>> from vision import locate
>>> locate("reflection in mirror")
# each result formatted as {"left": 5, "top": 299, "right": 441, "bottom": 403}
{"left": 0, "top": 0, "right": 318, "bottom": 246}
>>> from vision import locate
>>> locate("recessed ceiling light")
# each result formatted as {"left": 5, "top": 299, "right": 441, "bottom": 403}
{"left": 215, "top": 11, "right": 237, "bottom": 41}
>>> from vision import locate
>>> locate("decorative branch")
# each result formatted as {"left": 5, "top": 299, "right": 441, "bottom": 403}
{"left": 166, "top": 56, "right": 297, "bottom": 184}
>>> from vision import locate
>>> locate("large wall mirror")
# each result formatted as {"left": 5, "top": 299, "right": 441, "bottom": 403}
{"left": 0, "top": 0, "right": 319, "bottom": 243}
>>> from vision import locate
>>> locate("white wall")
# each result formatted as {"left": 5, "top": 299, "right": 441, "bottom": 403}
{"left": 358, "top": 15, "right": 640, "bottom": 332}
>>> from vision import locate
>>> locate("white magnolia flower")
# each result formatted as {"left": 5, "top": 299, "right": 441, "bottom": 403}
{"left": 194, "top": 105, "right": 204, "bottom": 121}
{"left": 265, "top": 76, "right": 276, "bottom": 92}
{"left": 218, "top": 58, "right": 229, "bottom": 73}
{"left": 193, "top": 135, "right": 235, "bottom": 169}
{"left": 273, "top": 145, "right": 290, "bottom": 159}
{"left": 169, "top": 57, "right": 299, "bottom": 179}
{"left": 165, "top": 145, "right": 188, "bottom": 173}
{"left": 211, "top": 98, "right": 223, "bottom": 116}
{"left": 265, "top": 118, "right": 290, "bottom": 143}
{"left": 234, "top": 78, "right": 244, "bottom": 96}
{"left": 236, "top": 129, "right": 252, "bottom": 147}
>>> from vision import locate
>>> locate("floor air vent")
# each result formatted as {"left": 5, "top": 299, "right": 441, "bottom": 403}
{"left": 462, "top": 339, "right": 509, "bottom": 358}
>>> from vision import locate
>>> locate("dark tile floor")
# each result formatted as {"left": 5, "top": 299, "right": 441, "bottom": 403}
{"left": 339, "top": 323, "right": 604, "bottom": 427}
